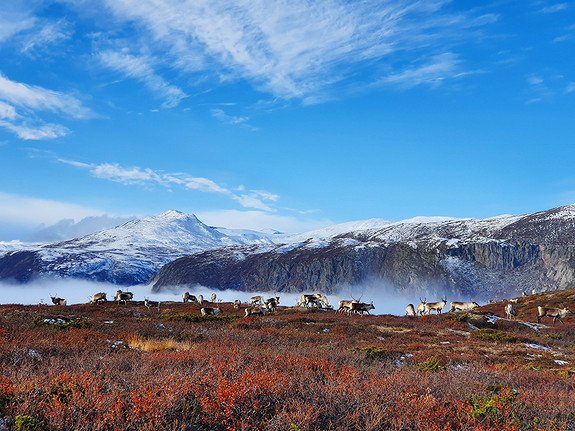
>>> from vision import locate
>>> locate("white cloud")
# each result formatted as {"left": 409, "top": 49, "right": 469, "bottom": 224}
{"left": 99, "top": 49, "right": 187, "bottom": 108}
{"left": 527, "top": 75, "right": 544, "bottom": 85}
{"left": 0, "top": 120, "right": 69, "bottom": 140}
{"left": 566, "top": 82, "right": 575, "bottom": 93}
{"left": 0, "top": 73, "right": 93, "bottom": 119}
{"left": 20, "top": 19, "right": 71, "bottom": 55}
{"left": 379, "top": 52, "right": 463, "bottom": 88}
{"left": 0, "top": 3, "right": 36, "bottom": 44}
{"left": 196, "top": 209, "right": 333, "bottom": 234}
{"left": 0, "top": 192, "right": 107, "bottom": 240}
{"left": 538, "top": 3, "right": 568, "bottom": 14}
{"left": 59, "top": 158, "right": 279, "bottom": 211}
{"left": 0, "top": 73, "right": 95, "bottom": 140}
{"left": 100, "top": 0, "right": 493, "bottom": 101}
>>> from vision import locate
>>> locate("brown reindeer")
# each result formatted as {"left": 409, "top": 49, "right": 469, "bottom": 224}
{"left": 90, "top": 292, "right": 107, "bottom": 304}
{"left": 537, "top": 306, "right": 571, "bottom": 325}
{"left": 426, "top": 298, "right": 447, "bottom": 314}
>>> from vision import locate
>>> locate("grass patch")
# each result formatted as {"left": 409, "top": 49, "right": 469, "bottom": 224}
{"left": 127, "top": 335, "right": 194, "bottom": 352}
{"left": 350, "top": 346, "right": 388, "bottom": 360}
{"left": 475, "top": 328, "right": 517, "bottom": 343}
{"left": 449, "top": 313, "right": 469, "bottom": 322}
{"left": 417, "top": 355, "right": 444, "bottom": 372}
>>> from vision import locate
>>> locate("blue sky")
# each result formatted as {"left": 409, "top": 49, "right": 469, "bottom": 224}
{"left": 1, "top": 0, "right": 574, "bottom": 240}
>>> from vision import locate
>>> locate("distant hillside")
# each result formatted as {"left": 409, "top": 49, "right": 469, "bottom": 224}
{"left": 148, "top": 205, "right": 575, "bottom": 300}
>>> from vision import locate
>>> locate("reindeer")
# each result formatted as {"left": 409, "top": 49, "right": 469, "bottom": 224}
{"left": 114, "top": 290, "right": 133, "bottom": 304}
{"left": 537, "top": 306, "right": 571, "bottom": 325}
{"left": 50, "top": 296, "right": 67, "bottom": 306}
{"left": 448, "top": 301, "right": 479, "bottom": 313}
{"left": 183, "top": 292, "right": 197, "bottom": 303}
{"left": 416, "top": 298, "right": 427, "bottom": 316}
{"left": 508, "top": 298, "right": 519, "bottom": 303}
{"left": 349, "top": 301, "right": 375, "bottom": 315}
{"left": 337, "top": 300, "right": 358, "bottom": 314}
{"left": 210, "top": 293, "right": 217, "bottom": 303}
{"left": 488, "top": 299, "right": 497, "bottom": 304}
{"left": 144, "top": 298, "right": 160, "bottom": 311}
{"left": 505, "top": 302, "right": 517, "bottom": 320}
{"left": 264, "top": 297, "right": 280, "bottom": 312}
{"left": 405, "top": 304, "right": 416, "bottom": 317}
{"left": 426, "top": 298, "right": 447, "bottom": 314}
{"left": 249, "top": 295, "right": 263, "bottom": 305}
{"left": 313, "top": 293, "right": 330, "bottom": 309}
{"left": 245, "top": 305, "right": 268, "bottom": 317}
{"left": 233, "top": 299, "right": 242, "bottom": 310}
{"left": 297, "top": 294, "right": 321, "bottom": 308}
{"left": 90, "top": 292, "right": 107, "bottom": 304}
{"left": 201, "top": 307, "right": 222, "bottom": 316}
{"left": 197, "top": 295, "right": 204, "bottom": 305}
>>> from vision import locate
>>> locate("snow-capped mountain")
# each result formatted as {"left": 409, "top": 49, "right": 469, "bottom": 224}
{"left": 147, "top": 205, "right": 575, "bottom": 299}
{"left": 4, "top": 205, "right": 575, "bottom": 298}
{"left": 0, "top": 210, "right": 277, "bottom": 285}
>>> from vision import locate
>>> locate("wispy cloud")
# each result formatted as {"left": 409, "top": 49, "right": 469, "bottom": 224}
{"left": 210, "top": 108, "right": 257, "bottom": 130}
{"left": 538, "top": 3, "right": 568, "bottom": 14}
{"left": 0, "top": 3, "right": 36, "bottom": 44}
{"left": 0, "top": 73, "right": 93, "bottom": 119}
{"left": 98, "top": 49, "right": 187, "bottom": 108}
{"left": 20, "top": 19, "right": 71, "bottom": 55}
{"left": 378, "top": 52, "right": 464, "bottom": 88}
{"left": 100, "top": 0, "right": 495, "bottom": 102}
{"left": 0, "top": 73, "right": 94, "bottom": 140}
{"left": 58, "top": 158, "right": 279, "bottom": 211}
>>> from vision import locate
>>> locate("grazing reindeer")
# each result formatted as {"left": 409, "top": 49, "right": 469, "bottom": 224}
{"left": 488, "top": 299, "right": 497, "bottom": 304}
{"left": 249, "top": 296, "right": 263, "bottom": 305}
{"left": 505, "top": 302, "right": 517, "bottom": 320}
{"left": 210, "top": 293, "right": 217, "bottom": 303}
{"left": 405, "top": 304, "right": 416, "bottom": 317}
{"left": 233, "top": 299, "right": 241, "bottom": 310}
{"left": 416, "top": 298, "right": 427, "bottom": 316}
{"left": 90, "top": 292, "right": 107, "bottom": 304}
{"left": 297, "top": 294, "right": 321, "bottom": 308}
{"left": 183, "top": 292, "right": 197, "bottom": 303}
{"left": 201, "top": 307, "right": 222, "bottom": 316}
{"left": 144, "top": 298, "right": 160, "bottom": 311}
{"left": 51, "top": 296, "right": 67, "bottom": 306}
{"left": 349, "top": 301, "right": 375, "bottom": 315}
{"left": 426, "top": 298, "right": 447, "bottom": 314}
{"left": 114, "top": 290, "right": 133, "bottom": 303}
{"left": 313, "top": 293, "right": 330, "bottom": 309}
{"left": 245, "top": 305, "right": 268, "bottom": 317}
{"left": 449, "top": 301, "right": 479, "bottom": 313}
{"left": 537, "top": 306, "right": 571, "bottom": 325}
{"left": 337, "top": 300, "right": 358, "bottom": 314}
{"left": 264, "top": 297, "right": 280, "bottom": 312}
{"left": 508, "top": 298, "right": 519, "bottom": 303}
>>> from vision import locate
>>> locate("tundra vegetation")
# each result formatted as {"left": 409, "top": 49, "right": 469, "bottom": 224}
{"left": 0, "top": 290, "right": 575, "bottom": 430}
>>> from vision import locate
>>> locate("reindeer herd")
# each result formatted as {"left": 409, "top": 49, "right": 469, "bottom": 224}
{"left": 45, "top": 289, "right": 572, "bottom": 324}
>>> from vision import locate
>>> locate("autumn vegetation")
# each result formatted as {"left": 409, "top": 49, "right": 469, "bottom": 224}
{"left": 1, "top": 289, "right": 575, "bottom": 430}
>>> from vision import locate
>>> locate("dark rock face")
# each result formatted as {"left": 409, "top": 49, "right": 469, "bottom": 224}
{"left": 148, "top": 206, "right": 575, "bottom": 299}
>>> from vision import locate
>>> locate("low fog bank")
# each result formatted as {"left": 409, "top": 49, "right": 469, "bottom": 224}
{"left": 0, "top": 277, "right": 485, "bottom": 315}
